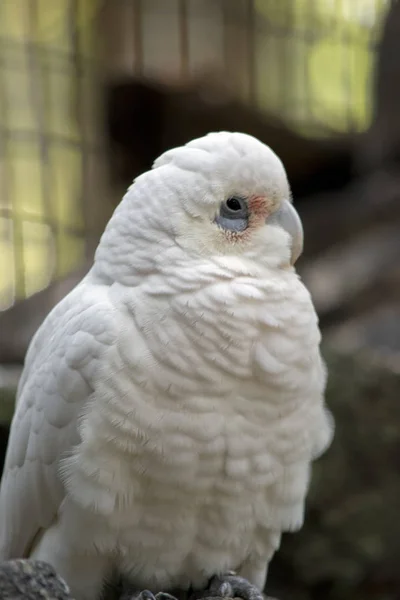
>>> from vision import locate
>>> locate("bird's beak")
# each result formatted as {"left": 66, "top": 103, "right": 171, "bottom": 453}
{"left": 267, "top": 200, "right": 304, "bottom": 265}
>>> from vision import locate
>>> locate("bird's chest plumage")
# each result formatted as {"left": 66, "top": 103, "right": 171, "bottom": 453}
{"left": 66, "top": 280, "right": 328, "bottom": 590}
{"left": 71, "top": 379, "right": 315, "bottom": 591}
{"left": 112, "top": 406, "right": 271, "bottom": 589}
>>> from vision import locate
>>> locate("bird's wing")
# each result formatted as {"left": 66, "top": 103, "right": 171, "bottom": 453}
{"left": 0, "top": 281, "right": 118, "bottom": 559}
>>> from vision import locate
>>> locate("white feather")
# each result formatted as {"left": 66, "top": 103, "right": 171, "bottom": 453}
{"left": 0, "top": 132, "right": 333, "bottom": 600}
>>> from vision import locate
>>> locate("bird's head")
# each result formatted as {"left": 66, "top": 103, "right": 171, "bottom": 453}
{"left": 94, "top": 132, "right": 303, "bottom": 282}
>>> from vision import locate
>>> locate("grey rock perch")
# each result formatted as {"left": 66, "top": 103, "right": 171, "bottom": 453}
{"left": 0, "top": 559, "right": 72, "bottom": 600}
{"left": 0, "top": 560, "right": 279, "bottom": 600}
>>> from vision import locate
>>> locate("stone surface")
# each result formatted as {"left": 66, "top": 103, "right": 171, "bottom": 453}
{"left": 0, "top": 559, "right": 71, "bottom": 600}
{"left": 0, "top": 559, "right": 278, "bottom": 600}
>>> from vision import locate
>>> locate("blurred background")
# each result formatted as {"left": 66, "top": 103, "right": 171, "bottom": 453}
{"left": 0, "top": 1, "right": 399, "bottom": 599}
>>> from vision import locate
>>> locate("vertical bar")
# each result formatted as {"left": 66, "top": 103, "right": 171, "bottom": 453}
{"left": 68, "top": 0, "right": 91, "bottom": 261}
{"left": 179, "top": 0, "right": 189, "bottom": 77}
{"left": 247, "top": 0, "right": 257, "bottom": 106}
{"left": 133, "top": 0, "right": 144, "bottom": 74}
{"left": 283, "top": 0, "right": 294, "bottom": 123}
{"left": 8, "top": 5, "right": 28, "bottom": 300}
{"left": 339, "top": 0, "right": 354, "bottom": 131}
{"left": 0, "top": 22, "right": 16, "bottom": 307}
{"left": 222, "top": 0, "right": 237, "bottom": 92}
{"left": 27, "top": 0, "right": 56, "bottom": 275}
{"left": 222, "top": 0, "right": 250, "bottom": 100}
{"left": 303, "top": 0, "right": 314, "bottom": 128}
{"left": 222, "top": 0, "right": 230, "bottom": 76}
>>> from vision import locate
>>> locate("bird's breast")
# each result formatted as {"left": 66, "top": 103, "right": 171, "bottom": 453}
{"left": 63, "top": 274, "right": 330, "bottom": 589}
{"left": 65, "top": 375, "right": 322, "bottom": 589}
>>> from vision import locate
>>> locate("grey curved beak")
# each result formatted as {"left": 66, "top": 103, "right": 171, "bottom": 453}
{"left": 267, "top": 200, "right": 304, "bottom": 265}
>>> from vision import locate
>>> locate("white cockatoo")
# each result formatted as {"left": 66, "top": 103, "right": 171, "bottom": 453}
{"left": 0, "top": 132, "right": 333, "bottom": 600}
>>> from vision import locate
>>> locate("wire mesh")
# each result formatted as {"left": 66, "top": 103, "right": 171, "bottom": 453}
{"left": 0, "top": 0, "right": 107, "bottom": 310}
{"left": 0, "top": 0, "right": 392, "bottom": 311}
{"left": 101, "top": 0, "right": 390, "bottom": 132}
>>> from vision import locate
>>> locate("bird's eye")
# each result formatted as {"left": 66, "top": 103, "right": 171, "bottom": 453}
{"left": 226, "top": 197, "right": 243, "bottom": 212}
{"left": 221, "top": 196, "right": 248, "bottom": 219}
{"left": 215, "top": 196, "right": 248, "bottom": 232}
